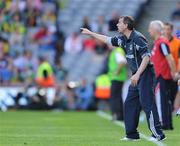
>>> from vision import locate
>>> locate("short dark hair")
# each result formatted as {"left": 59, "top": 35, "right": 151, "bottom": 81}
{"left": 120, "top": 16, "right": 135, "bottom": 30}
{"left": 164, "top": 22, "right": 174, "bottom": 30}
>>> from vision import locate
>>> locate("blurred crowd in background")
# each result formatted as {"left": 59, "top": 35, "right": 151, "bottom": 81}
{"left": 0, "top": 0, "right": 180, "bottom": 112}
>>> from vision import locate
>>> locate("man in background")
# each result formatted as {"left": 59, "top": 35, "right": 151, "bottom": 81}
{"left": 164, "top": 22, "right": 180, "bottom": 110}
{"left": 36, "top": 56, "right": 55, "bottom": 87}
{"left": 149, "top": 20, "right": 178, "bottom": 130}
{"left": 108, "top": 46, "right": 127, "bottom": 121}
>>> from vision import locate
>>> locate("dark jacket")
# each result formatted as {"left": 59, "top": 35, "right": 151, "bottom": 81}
{"left": 110, "top": 30, "right": 151, "bottom": 74}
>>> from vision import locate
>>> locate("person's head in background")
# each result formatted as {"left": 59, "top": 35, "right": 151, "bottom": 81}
{"left": 38, "top": 56, "right": 46, "bottom": 64}
{"left": 12, "top": 12, "right": 21, "bottom": 22}
{"left": 176, "top": 1, "right": 180, "bottom": 10}
{"left": 70, "top": 32, "right": 80, "bottom": 40}
{"left": 148, "top": 20, "right": 164, "bottom": 40}
{"left": 116, "top": 16, "right": 134, "bottom": 34}
{"left": 97, "top": 15, "right": 105, "bottom": 24}
{"left": 82, "top": 16, "right": 91, "bottom": 30}
{"left": 171, "top": 1, "right": 180, "bottom": 20}
{"left": 111, "top": 11, "right": 120, "bottom": 20}
{"left": 164, "top": 22, "right": 174, "bottom": 40}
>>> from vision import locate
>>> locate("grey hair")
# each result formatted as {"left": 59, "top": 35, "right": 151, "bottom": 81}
{"left": 150, "top": 20, "right": 164, "bottom": 33}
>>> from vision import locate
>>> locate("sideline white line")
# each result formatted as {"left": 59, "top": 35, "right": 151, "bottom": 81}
{"left": 96, "top": 111, "right": 166, "bottom": 146}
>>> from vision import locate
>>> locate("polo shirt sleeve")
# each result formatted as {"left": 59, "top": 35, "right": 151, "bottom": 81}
{"left": 136, "top": 37, "right": 151, "bottom": 58}
{"left": 107, "top": 36, "right": 125, "bottom": 47}
{"left": 159, "top": 43, "right": 170, "bottom": 56}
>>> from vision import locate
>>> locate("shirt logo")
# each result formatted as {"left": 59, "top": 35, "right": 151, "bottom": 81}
{"left": 118, "top": 39, "right": 122, "bottom": 46}
{"left": 135, "top": 44, "right": 140, "bottom": 51}
{"left": 130, "top": 44, "right": 133, "bottom": 50}
{"left": 126, "top": 54, "right": 134, "bottom": 59}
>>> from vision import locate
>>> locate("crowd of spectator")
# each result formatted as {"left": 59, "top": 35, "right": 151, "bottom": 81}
{"left": 0, "top": 0, "right": 180, "bottom": 112}
{"left": 0, "top": 0, "right": 113, "bottom": 111}
{"left": 0, "top": 0, "right": 60, "bottom": 85}
{"left": 171, "top": 1, "right": 180, "bottom": 38}
{"left": 0, "top": 0, "right": 118, "bottom": 86}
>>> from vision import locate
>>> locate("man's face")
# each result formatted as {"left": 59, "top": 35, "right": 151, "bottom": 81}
{"left": 117, "top": 18, "right": 127, "bottom": 33}
{"left": 164, "top": 25, "right": 172, "bottom": 37}
{"left": 148, "top": 24, "right": 156, "bottom": 38}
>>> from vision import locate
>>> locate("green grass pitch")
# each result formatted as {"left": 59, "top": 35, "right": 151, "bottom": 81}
{"left": 0, "top": 111, "right": 179, "bottom": 146}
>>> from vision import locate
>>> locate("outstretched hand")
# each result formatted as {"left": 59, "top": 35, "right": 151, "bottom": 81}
{"left": 80, "top": 27, "right": 108, "bottom": 44}
{"left": 80, "top": 28, "right": 92, "bottom": 35}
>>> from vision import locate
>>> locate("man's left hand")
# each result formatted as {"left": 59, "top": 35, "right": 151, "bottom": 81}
{"left": 130, "top": 73, "right": 140, "bottom": 86}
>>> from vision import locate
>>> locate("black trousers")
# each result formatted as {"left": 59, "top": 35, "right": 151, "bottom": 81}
{"left": 124, "top": 66, "right": 164, "bottom": 139}
{"left": 156, "top": 76, "right": 174, "bottom": 129}
{"left": 110, "top": 80, "right": 124, "bottom": 120}
{"left": 169, "top": 80, "right": 178, "bottom": 106}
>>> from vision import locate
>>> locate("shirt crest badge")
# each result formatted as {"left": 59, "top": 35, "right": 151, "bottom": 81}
{"left": 118, "top": 39, "right": 122, "bottom": 46}
{"left": 130, "top": 44, "right": 133, "bottom": 50}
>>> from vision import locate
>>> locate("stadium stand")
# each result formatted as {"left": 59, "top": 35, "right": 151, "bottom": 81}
{"left": 59, "top": 0, "right": 149, "bottom": 84}
{"left": 58, "top": 0, "right": 148, "bottom": 35}
{"left": 1, "top": 0, "right": 179, "bottom": 111}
